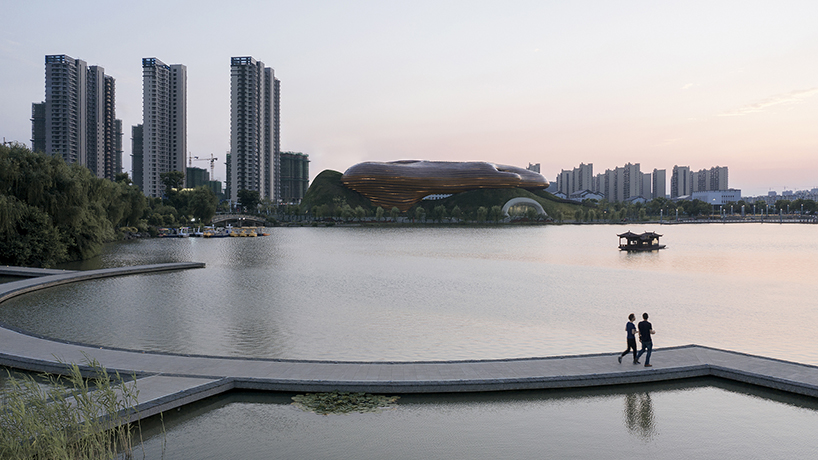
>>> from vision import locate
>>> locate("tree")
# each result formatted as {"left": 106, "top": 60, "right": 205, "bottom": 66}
{"left": 390, "top": 207, "right": 400, "bottom": 222}
{"left": 340, "top": 204, "right": 354, "bottom": 221}
{"left": 181, "top": 186, "right": 218, "bottom": 223}
{"left": 159, "top": 170, "right": 184, "bottom": 198}
{"left": 114, "top": 172, "right": 132, "bottom": 185}
{"left": 489, "top": 205, "right": 503, "bottom": 223}
{"left": 237, "top": 189, "right": 260, "bottom": 213}
{"left": 414, "top": 206, "right": 425, "bottom": 223}
{"left": 476, "top": 206, "right": 488, "bottom": 223}
{"left": 354, "top": 205, "right": 366, "bottom": 221}
{"left": 319, "top": 204, "right": 330, "bottom": 219}
{"left": 574, "top": 208, "right": 584, "bottom": 222}
{"left": 433, "top": 205, "right": 447, "bottom": 223}
{"left": 607, "top": 210, "right": 618, "bottom": 222}
{"left": 451, "top": 205, "right": 463, "bottom": 222}
{"left": 679, "top": 199, "right": 711, "bottom": 217}
{"left": 792, "top": 198, "right": 817, "bottom": 214}
{"left": 0, "top": 143, "right": 148, "bottom": 265}
{"left": 646, "top": 197, "right": 673, "bottom": 217}
{"left": 0, "top": 195, "right": 66, "bottom": 267}
{"left": 258, "top": 198, "right": 276, "bottom": 216}
{"left": 525, "top": 207, "right": 538, "bottom": 220}
{"left": 774, "top": 199, "right": 791, "bottom": 214}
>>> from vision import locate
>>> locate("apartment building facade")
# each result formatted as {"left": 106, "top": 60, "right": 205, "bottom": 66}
{"left": 229, "top": 56, "right": 280, "bottom": 204}
{"left": 33, "top": 55, "right": 122, "bottom": 180}
{"left": 141, "top": 57, "right": 187, "bottom": 198}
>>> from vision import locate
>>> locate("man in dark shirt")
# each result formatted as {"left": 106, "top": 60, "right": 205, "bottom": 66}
{"left": 636, "top": 312, "right": 655, "bottom": 367}
{"left": 619, "top": 313, "right": 639, "bottom": 364}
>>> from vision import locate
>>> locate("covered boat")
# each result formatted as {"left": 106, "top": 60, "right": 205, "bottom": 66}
{"left": 618, "top": 231, "right": 666, "bottom": 251}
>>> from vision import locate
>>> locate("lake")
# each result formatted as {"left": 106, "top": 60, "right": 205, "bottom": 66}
{"left": 1, "top": 223, "right": 817, "bottom": 364}
{"left": 2, "top": 223, "right": 817, "bottom": 458}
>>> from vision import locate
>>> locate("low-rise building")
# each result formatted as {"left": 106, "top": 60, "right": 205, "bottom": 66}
{"left": 691, "top": 189, "right": 742, "bottom": 205}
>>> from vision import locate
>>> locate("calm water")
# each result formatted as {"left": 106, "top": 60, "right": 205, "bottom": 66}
{"left": 2, "top": 223, "right": 818, "bottom": 458}
{"left": 134, "top": 379, "right": 818, "bottom": 460}
{"left": 1, "top": 224, "right": 816, "bottom": 364}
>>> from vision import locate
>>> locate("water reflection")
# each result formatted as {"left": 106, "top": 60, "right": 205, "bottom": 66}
{"left": 624, "top": 392, "right": 656, "bottom": 440}
{"left": 132, "top": 378, "right": 818, "bottom": 460}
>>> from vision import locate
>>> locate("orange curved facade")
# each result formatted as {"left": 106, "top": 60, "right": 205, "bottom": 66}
{"left": 341, "top": 160, "right": 549, "bottom": 211}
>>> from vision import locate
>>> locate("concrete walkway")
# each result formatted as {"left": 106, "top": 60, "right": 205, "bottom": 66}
{"left": 2, "top": 263, "right": 818, "bottom": 424}
{"left": 0, "top": 266, "right": 76, "bottom": 277}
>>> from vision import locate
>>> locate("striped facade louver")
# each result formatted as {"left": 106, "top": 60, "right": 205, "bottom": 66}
{"left": 341, "top": 160, "right": 549, "bottom": 211}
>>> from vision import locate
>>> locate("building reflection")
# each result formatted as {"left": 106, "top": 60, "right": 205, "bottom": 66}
{"left": 624, "top": 392, "right": 656, "bottom": 440}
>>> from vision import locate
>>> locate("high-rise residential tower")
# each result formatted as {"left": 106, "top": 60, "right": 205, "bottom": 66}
{"left": 131, "top": 125, "right": 144, "bottom": 191}
{"left": 141, "top": 57, "right": 187, "bottom": 197}
{"left": 229, "top": 56, "right": 280, "bottom": 204}
{"left": 113, "top": 119, "right": 123, "bottom": 179}
{"left": 641, "top": 172, "right": 652, "bottom": 198}
{"left": 280, "top": 151, "right": 310, "bottom": 203}
{"left": 86, "top": 66, "right": 119, "bottom": 179}
{"left": 30, "top": 102, "right": 46, "bottom": 153}
{"left": 35, "top": 55, "right": 121, "bottom": 180}
{"left": 556, "top": 163, "right": 593, "bottom": 196}
{"left": 671, "top": 165, "right": 692, "bottom": 199}
{"left": 710, "top": 166, "right": 728, "bottom": 191}
{"left": 652, "top": 169, "right": 666, "bottom": 199}
{"left": 43, "top": 54, "right": 87, "bottom": 166}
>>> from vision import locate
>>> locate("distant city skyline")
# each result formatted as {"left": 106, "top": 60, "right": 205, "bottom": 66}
{"left": 2, "top": 1, "right": 817, "bottom": 197}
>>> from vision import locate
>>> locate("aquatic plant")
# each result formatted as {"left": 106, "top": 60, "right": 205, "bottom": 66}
{"left": 0, "top": 359, "right": 142, "bottom": 459}
{"left": 292, "top": 391, "right": 399, "bottom": 415}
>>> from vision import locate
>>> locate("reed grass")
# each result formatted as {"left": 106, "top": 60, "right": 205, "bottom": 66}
{"left": 0, "top": 359, "right": 143, "bottom": 459}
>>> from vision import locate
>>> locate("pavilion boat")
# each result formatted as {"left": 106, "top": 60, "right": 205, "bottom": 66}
{"left": 617, "top": 231, "right": 666, "bottom": 251}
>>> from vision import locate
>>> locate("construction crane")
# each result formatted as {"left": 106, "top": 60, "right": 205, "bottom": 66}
{"left": 188, "top": 153, "right": 219, "bottom": 180}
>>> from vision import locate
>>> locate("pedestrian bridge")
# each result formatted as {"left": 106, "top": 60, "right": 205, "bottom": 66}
{"left": 211, "top": 213, "right": 268, "bottom": 226}
{"left": 2, "top": 264, "right": 818, "bottom": 426}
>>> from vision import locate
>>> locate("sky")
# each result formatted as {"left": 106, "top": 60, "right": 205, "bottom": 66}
{"left": 2, "top": 0, "right": 817, "bottom": 197}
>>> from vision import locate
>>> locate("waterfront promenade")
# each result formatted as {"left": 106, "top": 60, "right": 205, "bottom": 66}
{"left": 2, "top": 264, "right": 818, "bottom": 424}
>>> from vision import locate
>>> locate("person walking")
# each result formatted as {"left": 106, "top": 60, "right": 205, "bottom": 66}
{"left": 636, "top": 312, "right": 655, "bottom": 367}
{"left": 618, "top": 313, "right": 639, "bottom": 364}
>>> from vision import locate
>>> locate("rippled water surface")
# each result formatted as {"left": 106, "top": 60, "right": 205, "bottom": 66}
{"left": 3, "top": 223, "right": 818, "bottom": 458}
{"left": 1, "top": 224, "right": 817, "bottom": 363}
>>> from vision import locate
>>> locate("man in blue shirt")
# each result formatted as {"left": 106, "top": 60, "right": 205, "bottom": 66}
{"left": 636, "top": 312, "right": 656, "bottom": 367}
{"left": 618, "top": 313, "right": 639, "bottom": 364}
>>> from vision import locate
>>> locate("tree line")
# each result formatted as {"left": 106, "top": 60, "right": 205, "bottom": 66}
{"left": 0, "top": 143, "right": 217, "bottom": 267}
{"left": 300, "top": 195, "right": 818, "bottom": 224}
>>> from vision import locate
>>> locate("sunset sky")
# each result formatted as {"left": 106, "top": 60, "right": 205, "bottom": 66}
{"left": 2, "top": 1, "right": 817, "bottom": 196}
